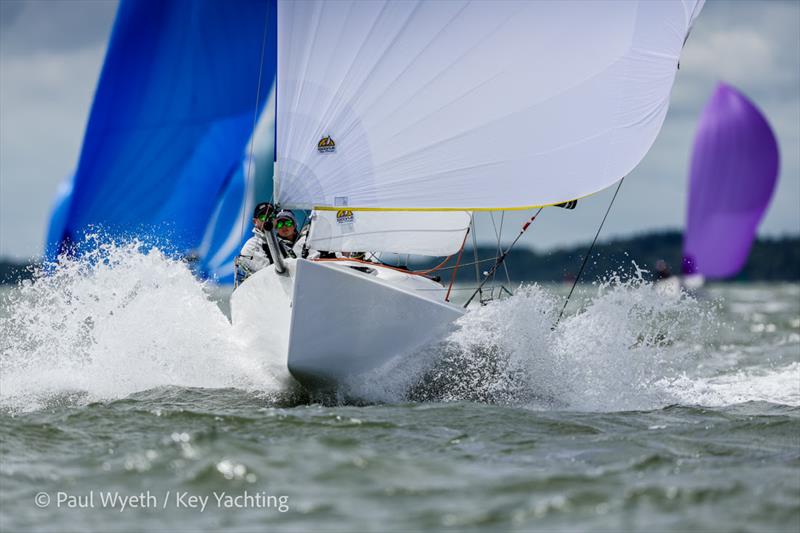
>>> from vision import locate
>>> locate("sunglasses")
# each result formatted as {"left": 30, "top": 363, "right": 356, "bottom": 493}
{"left": 257, "top": 213, "right": 268, "bottom": 221}
{"left": 276, "top": 219, "right": 295, "bottom": 229}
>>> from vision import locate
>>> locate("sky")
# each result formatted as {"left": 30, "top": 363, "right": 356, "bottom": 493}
{"left": 0, "top": 0, "right": 798, "bottom": 260}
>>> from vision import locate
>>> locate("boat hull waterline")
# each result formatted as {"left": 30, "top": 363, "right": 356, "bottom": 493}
{"left": 231, "top": 259, "right": 465, "bottom": 392}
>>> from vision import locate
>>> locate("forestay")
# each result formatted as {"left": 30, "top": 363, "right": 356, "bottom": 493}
{"left": 276, "top": 0, "right": 704, "bottom": 211}
{"left": 307, "top": 210, "right": 471, "bottom": 257}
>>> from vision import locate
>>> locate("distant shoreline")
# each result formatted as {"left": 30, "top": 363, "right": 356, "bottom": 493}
{"left": 2, "top": 230, "right": 798, "bottom": 285}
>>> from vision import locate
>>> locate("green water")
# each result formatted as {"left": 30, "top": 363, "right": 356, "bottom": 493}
{"left": 1, "top": 249, "right": 798, "bottom": 532}
{"left": 2, "top": 394, "right": 798, "bottom": 532}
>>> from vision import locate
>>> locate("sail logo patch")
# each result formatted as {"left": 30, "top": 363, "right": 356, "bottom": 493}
{"left": 336, "top": 209, "right": 354, "bottom": 224}
{"left": 317, "top": 136, "right": 336, "bottom": 153}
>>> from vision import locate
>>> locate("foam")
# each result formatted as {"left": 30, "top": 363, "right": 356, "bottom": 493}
{"left": 667, "top": 362, "right": 800, "bottom": 407}
{"left": 0, "top": 239, "right": 279, "bottom": 412}
{"left": 2, "top": 240, "right": 797, "bottom": 413}
{"left": 365, "top": 276, "right": 798, "bottom": 411}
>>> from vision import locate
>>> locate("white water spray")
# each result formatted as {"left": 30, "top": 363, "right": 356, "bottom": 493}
{"left": 2, "top": 242, "right": 797, "bottom": 413}
{"left": 358, "top": 274, "right": 798, "bottom": 411}
{"left": 0, "top": 239, "right": 280, "bottom": 412}
{"left": 384, "top": 279, "right": 714, "bottom": 410}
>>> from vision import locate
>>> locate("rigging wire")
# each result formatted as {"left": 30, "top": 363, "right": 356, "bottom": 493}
{"left": 338, "top": 251, "right": 454, "bottom": 277}
{"left": 238, "top": 4, "right": 272, "bottom": 245}
{"left": 470, "top": 214, "right": 483, "bottom": 303}
{"left": 489, "top": 212, "right": 499, "bottom": 289}
{"left": 416, "top": 253, "right": 453, "bottom": 275}
{"left": 434, "top": 256, "right": 499, "bottom": 272}
{"left": 553, "top": 177, "right": 625, "bottom": 329}
{"left": 489, "top": 211, "right": 513, "bottom": 292}
{"left": 445, "top": 227, "right": 471, "bottom": 302}
{"left": 464, "top": 207, "right": 544, "bottom": 308}
{"left": 499, "top": 212, "right": 512, "bottom": 288}
{"left": 416, "top": 285, "right": 491, "bottom": 292}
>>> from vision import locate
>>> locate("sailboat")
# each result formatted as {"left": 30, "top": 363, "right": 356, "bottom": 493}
{"left": 679, "top": 82, "right": 780, "bottom": 288}
{"left": 46, "top": 0, "right": 278, "bottom": 284}
{"left": 231, "top": 0, "right": 705, "bottom": 392}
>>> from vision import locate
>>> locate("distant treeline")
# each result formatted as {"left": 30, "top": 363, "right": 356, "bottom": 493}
{"left": 417, "top": 231, "right": 800, "bottom": 283}
{"left": 1, "top": 231, "right": 798, "bottom": 285}
{"left": 0, "top": 262, "right": 34, "bottom": 285}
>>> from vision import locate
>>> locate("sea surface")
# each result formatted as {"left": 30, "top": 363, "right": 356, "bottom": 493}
{"left": 1, "top": 244, "right": 798, "bottom": 532}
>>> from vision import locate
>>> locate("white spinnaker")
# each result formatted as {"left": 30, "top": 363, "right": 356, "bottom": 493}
{"left": 307, "top": 210, "right": 471, "bottom": 256}
{"left": 276, "top": 0, "right": 703, "bottom": 210}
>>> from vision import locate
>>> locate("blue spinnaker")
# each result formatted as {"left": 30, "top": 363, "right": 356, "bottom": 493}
{"left": 45, "top": 0, "right": 276, "bottom": 282}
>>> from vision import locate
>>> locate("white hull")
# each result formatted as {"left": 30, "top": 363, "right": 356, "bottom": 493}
{"left": 230, "top": 261, "right": 297, "bottom": 388}
{"left": 231, "top": 258, "right": 464, "bottom": 392}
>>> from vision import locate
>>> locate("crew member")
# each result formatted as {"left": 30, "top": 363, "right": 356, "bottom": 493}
{"left": 237, "top": 202, "right": 274, "bottom": 278}
{"left": 273, "top": 210, "right": 300, "bottom": 258}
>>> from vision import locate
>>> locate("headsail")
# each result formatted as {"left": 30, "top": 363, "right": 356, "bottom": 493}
{"left": 307, "top": 210, "right": 471, "bottom": 257}
{"left": 45, "top": 0, "right": 277, "bottom": 283}
{"left": 276, "top": 0, "right": 704, "bottom": 211}
{"left": 682, "top": 83, "right": 780, "bottom": 279}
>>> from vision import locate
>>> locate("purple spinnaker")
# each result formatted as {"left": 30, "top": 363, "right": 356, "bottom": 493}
{"left": 682, "top": 83, "right": 779, "bottom": 279}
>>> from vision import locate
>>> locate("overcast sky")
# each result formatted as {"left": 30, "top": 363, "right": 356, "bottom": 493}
{"left": 1, "top": 0, "right": 798, "bottom": 260}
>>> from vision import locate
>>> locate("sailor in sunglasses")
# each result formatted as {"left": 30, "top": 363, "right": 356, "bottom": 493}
{"left": 237, "top": 204, "right": 312, "bottom": 281}
{"left": 272, "top": 209, "right": 316, "bottom": 261}
{"left": 273, "top": 210, "right": 299, "bottom": 251}
{"left": 237, "top": 202, "right": 275, "bottom": 278}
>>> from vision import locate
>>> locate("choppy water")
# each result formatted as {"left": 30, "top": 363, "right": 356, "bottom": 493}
{"left": 1, "top": 243, "right": 798, "bottom": 532}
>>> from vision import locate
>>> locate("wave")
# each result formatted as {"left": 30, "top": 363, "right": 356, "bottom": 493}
{"left": 357, "top": 277, "right": 799, "bottom": 411}
{"left": 2, "top": 240, "right": 797, "bottom": 413}
{"left": 0, "top": 238, "right": 280, "bottom": 413}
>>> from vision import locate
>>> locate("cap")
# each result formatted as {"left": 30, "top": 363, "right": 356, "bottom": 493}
{"left": 253, "top": 202, "right": 272, "bottom": 219}
{"left": 274, "top": 210, "right": 297, "bottom": 226}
